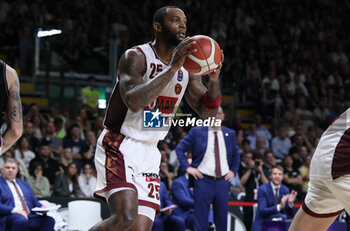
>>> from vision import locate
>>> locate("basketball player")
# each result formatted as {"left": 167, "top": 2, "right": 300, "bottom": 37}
{"left": 289, "top": 108, "right": 350, "bottom": 230}
{"left": 90, "top": 6, "right": 223, "bottom": 231}
{"left": 0, "top": 60, "right": 23, "bottom": 155}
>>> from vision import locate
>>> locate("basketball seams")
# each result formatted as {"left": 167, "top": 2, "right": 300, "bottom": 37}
{"left": 194, "top": 38, "right": 211, "bottom": 74}
{"left": 183, "top": 35, "right": 221, "bottom": 75}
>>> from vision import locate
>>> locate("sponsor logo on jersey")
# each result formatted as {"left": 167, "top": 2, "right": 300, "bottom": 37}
{"left": 177, "top": 70, "right": 183, "bottom": 81}
{"left": 144, "top": 96, "right": 178, "bottom": 114}
{"left": 143, "top": 173, "right": 160, "bottom": 183}
{"left": 175, "top": 83, "right": 182, "bottom": 95}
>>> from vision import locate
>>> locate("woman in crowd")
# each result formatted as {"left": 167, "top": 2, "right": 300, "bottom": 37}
{"left": 14, "top": 135, "right": 36, "bottom": 168}
{"left": 52, "top": 162, "right": 83, "bottom": 198}
{"left": 78, "top": 163, "right": 97, "bottom": 197}
{"left": 27, "top": 161, "right": 51, "bottom": 198}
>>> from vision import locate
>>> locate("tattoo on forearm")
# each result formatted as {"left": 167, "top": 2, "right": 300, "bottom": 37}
{"left": 3, "top": 141, "right": 10, "bottom": 148}
{"left": 9, "top": 90, "right": 22, "bottom": 123}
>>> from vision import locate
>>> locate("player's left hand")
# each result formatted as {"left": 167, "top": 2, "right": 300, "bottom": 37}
{"left": 225, "top": 170, "right": 235, "bottom": 181}
{"left": 208, "top": 51, "right": 224, "bottom": 82}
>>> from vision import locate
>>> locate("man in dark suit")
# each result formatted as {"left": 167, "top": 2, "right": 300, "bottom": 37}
{"left": 152, "top": 181, "right": 185, "bottom": 231}
{"left": 176, "top": 107, "right": 240, "bottom": 231}
{"left": 171, "top": 173, "right": 195, "bottom": 230}
{"left": 251, "top": 165, "right": 297, "bottom": 231}
{"left": 0, "top": 158, "right": 55, "bottom": 231}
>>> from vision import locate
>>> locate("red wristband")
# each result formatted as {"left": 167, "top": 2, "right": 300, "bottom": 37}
{"left": 203, "top": 93, "right": 222, "bottom": 109}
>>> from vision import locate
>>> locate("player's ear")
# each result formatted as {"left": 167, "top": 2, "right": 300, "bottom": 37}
{"left": 153, "top": 22, "right": 162, "bottom": 33}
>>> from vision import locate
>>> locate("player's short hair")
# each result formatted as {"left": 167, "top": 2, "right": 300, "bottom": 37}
{"left": 153, "top": 6, "right": 179, "bottom": 25}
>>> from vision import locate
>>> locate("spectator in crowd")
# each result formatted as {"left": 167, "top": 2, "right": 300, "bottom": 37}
{"left": 42, "top": 121, "right": 63, "bottom": 155}
{"left": 295, "top": 96, "right": 315, "bottom": 130}
{"left": 0, "top": 158, "right": 55, "bottom": 231}
{"left": 299, "top": 154, "right": 312, "bottom": 195}
{"left": 229, "top": 173, "right": 245, "bottom": 200}
{"left": 58, "top": 147, "right": 75, "bottom": 172}
{"left": 253, "top": 137, "right": 268, "bottom": 156}
{"left": 254, "top": 114, "right": 272, "bottom": 145}
{"left": 271, "top": 126, "right": 292, "bottom": 161}
{"left": 313, "top": 97, "right": 331, "bottom": 129}
{"left": 152, "top": 181, "right": 185, "bottom": 231}
{"left": 23, "top": 121, "right": 40, "bottom": 152}
{"left": 159, "top": 160, "right": 175, "bottom": 191}
{"left": 63, "top": 123, "right": 89, "bottom": 170}
{"left": 26, "top": 161, "right": 50, "bottom": 198}
{"left": 239, "top": 152, "right": 269, "bottom": 230}
{"left": 282, "top": 155, "right": 303, "bottom": 202}
{"left": 263, "top": 150, "right": 277, "bottom": 178}
{"left": 251, "top": 165, "right": 297, "bottom": 231}
{"left": 80, "top": 75, "right": 100, "bottom": 120}
{"left": 52, "top": 162, "right": 83, "bottom": 198}
{"left": 14, "top": 135, "right": 35, "bottom": 168}
{"left": 30, "top": 141, "right": 60, "bottom": 187}
{"left": 78, "top": 162, "right": 97, "bottom": 197}
{"left": 171, "top": 173, "right": 195, "bottom": 230}
{"left": 53, "top": 117, "right": 66, "bottom": 139}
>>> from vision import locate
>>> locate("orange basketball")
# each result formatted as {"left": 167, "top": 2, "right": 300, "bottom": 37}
{"left": 183, "top": 35, "right": 222, "bottom": 75}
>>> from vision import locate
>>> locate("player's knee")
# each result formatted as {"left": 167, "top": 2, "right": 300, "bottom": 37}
{"left": 111, "top": 210, "right": 138, "bottom": 228}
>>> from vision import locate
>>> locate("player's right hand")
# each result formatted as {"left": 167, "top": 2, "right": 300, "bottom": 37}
{"left": 186, "top": 166, "right": 203, "bottom": 179}
{"left": 169, "top": 37, "right": 196, "bottom": 72}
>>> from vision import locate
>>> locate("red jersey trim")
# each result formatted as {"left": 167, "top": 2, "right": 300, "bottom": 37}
{"left": 138, "top": 199, "right": 160, "bottom": 212}
{"left": 148, "top": 42, "right": 169, "bottom": 65}
{"left": 302, "top": 202, "right": 344, "bottom": 218}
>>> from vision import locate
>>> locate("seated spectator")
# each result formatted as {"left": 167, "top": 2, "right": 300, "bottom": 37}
{"left": 78, "top": 163, "right": 97, "bottom": 197}
{"left": 263, "top": 150, "right": 277, "bottom": 178}
{"left": 152, "top": 181, "right": 185, "bottom": 231}
{"left": 282, "top": 155, "right": 303, "bottom": 202}
{"left": 0, "top": 158, "right": 55, "bottom": 231}
{"left": 63, "top": 124, "right": 89, "bottom": 170}
{"left": 26, "top": 161, "right": 50, "bottom": 198}
{"left": 14, "top": 135, "right": 36, "bottom": 168}
{"left": 53, "top": 118, "right": 66, "bottom": 139}
{"left": 230, "top": 173, "right": 245, "bottom": 200}
{"left": 271, "top": 126, "right": 292, "bottom": 161}
{"left": 313, "top": 97, "right": 331, "bottom": 129}
{"left": 23, "top": 121, "right": 40, "bottom": 152}
{"left": 52, "top": 162, "right": 83, "bottom": 198}
{"left": 58, "top": 147, "right": 74, "bottom": 172}
{"left": 299, "top": 154, "right": 312, "bottom": 195}
{"left": 239, "top": 152, "right": 269, "bottom": 230}
{"left": 251, "top": 165, "right": 297, "bottom": 231}
{"left": 295, "top": 96, "right": 315, "bottom": 130}
{"left": 42, "top": 121, "right": 63, "bottom": 155}
{"left": 253, "top": 137, "right": 268, "bottom": 156}
{"left": 171, "top": 173, "right": 195, "bottom": 230}
{"left": 30, "top": 141, "right": 61, "bottom": 187}
{"left": 255, "top": 114, "right": 272, "bottom": 146}
{"left": 159, "top": 160, "right": 174, "bottom": 191}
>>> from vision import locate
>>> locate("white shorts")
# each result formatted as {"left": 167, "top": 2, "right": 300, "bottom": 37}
{"left": 94, "top": 129, "right": 161, "bottom": 221}
{"left": 302, "top": 175, "right": 350, "bottom": 217}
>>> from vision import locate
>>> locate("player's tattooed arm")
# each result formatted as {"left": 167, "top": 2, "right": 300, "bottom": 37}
{"left": 119, "top": 38, "right": 195, "bottom": 112}
{"left": 184, "top": 74, "right": 221, "bottom": 119}
{"left": 118, "top": 48, "right": 175, "bottom": 112}
{"left": 1, "top": 67, "right": 23, "bottom": 154}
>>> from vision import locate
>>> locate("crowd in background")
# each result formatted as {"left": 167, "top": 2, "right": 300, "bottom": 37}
{"left": 0, "top": 0, "right": 350, "bottom": 229}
